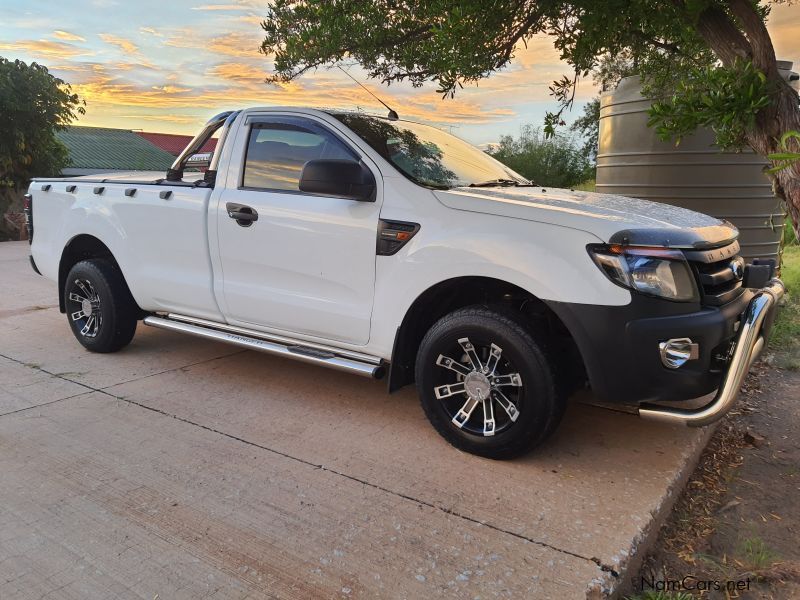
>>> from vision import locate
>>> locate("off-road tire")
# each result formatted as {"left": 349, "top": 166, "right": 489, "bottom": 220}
{"left": 64, "top": 259, "right": 138, "bottom": 353}
{"left": 416, "top": 306, "right": 565, "bottom": 459}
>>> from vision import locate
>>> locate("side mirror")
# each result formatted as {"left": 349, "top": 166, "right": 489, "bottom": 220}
{"left": 299, "top": 159, "right": 376, "bottom": 202}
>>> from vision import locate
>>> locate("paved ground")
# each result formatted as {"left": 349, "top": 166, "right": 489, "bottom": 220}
{"left": 0, "top": 241, "right": 712, "bottom": 599}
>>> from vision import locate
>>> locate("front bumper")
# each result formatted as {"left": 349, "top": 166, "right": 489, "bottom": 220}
{"left": 546, "top": 277, "right": 784, "bottom": 425}
{"left": 639, "top": 278, "right": 784, "bottom": 426}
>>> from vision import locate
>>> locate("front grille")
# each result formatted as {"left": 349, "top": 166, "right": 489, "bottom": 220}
{"left": 683, "top": 242, "right": 745, "bottom": 306}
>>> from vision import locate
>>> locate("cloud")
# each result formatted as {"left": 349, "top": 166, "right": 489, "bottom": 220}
{"left": 53, "top": 30, "right": 86, "bottom": 42}
{"left": 768, "top": 4, "right": 800, "bottom": 60}
{"left": 0, "top": 39, "right": 90, "bottom": 58}
{"left": 53, "top": 0, "right": 799, "bottom": 141}
{"left": 98, "top": 33, "right": 139, "bottom": 54}
{"left": 207, "top": 61, "right": 265, "bottom": 83}
{"left": 69, "top": 62, "right": 512, "bottom": 128}
{"left": 442, "top": 36, "right": 597, "bottom": 106}
{"left": 151, "top": 84, "right": 192, "bottom": 93}
{"left": 48, "top": 63, "right": 92, "bottom": 73}
{"left": 192, "top": 4, "right": 251, "bottom": 10}
{"left": 166, "top": 30, "right": 263, "bottom": 57}
{"left": 234, "top": 14, "right": 265, "bottom": 26}
{"left": 208, "top": 31, "right": 263, "bottom": 57}
{"left": 119, "top": 113, "right": 201, "bottom": 124}
{"left": 511, "top": 36, "right": 564, "bottom": 69}
{"left": 115, "top": 61, "right": 158, "bottom": 71}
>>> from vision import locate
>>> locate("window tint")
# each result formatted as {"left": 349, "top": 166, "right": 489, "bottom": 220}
{"left": 242, "top": 119, "right": 356, "bottom": 191}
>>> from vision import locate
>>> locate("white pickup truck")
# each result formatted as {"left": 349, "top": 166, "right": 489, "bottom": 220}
{"left": 25, "top": 108, "right": 784, "bottom": 458}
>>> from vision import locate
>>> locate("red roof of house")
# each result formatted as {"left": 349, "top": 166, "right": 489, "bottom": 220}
{"left": 136, "top": 132, "right": 217, "bottom": 156}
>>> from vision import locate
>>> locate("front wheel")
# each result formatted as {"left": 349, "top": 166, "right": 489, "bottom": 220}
{"left": 415, "top": 306, "right": 565, "bottom": 459}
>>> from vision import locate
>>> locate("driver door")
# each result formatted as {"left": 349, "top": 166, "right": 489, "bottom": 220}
{"left": 215, "top": 115, "right": 381, "bottom": 345}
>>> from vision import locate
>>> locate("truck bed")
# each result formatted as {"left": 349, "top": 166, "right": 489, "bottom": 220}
{"left": 29, "top": 173, "right": 220, "bottom": 321}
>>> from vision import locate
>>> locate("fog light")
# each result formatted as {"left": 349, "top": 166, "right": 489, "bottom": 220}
{"left": 659, "top": 338, "right": 699, "bottom": 369}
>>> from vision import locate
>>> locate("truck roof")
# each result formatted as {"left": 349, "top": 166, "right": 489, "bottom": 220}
{"left": 239, "top": 106, "right": 425, "bottom": 126}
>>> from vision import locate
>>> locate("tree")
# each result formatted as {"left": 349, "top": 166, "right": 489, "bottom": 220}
{"left": 0, "top": 57, "right": 84, "bottom": 190}
{"left": 570, "top": 98, "right": 600, "bottom": 165}
{"left": 261, "top": 1, "right": 800, "bottom": 238}
{"left": 488, "top": 125, "right": 593, "bottom": 187}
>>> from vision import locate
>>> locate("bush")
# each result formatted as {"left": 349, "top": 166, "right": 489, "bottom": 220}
{"left": 487, "top": 125, "right": 594, "bottom": 189}
{"left": 784, "top": 221, "right": 798, "bottom": 246}
{"left": 773, "top": 245, "right": 800, "bottom": 367}
{"left": 0, "top": 57, "right": 83, "bottom": 189}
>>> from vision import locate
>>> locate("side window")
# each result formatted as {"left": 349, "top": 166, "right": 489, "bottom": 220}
{"left": 242, "top": 119, "right": 357, "bottom": 191}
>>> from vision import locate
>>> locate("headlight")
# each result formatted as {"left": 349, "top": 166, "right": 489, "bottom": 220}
{"left": 588, "top": 245, "right": 699, "bottom": 302}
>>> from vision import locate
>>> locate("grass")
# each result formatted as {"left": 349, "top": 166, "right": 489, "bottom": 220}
{"left": 772, "top": 242, "right": 800, "bottom": 368}
{"left": 572, "top": 178, "right": 596, "bottom": 192}
{"left": 626, "top": 592, "right": 694, "bottom": 600}
{"left": 783, "top": 219, "right": 798, "bottom": 247}
{"left": 740, "top": 537, "right": 779, "bottom": 571}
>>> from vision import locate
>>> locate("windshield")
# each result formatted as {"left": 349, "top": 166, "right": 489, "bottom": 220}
{"left": 330, "top": 113, "right": 529, "bottom": 189}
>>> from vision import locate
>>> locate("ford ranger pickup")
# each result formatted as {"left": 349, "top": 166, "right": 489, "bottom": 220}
{"left": 24, "top": 108, "right": 785, "bottom": 458}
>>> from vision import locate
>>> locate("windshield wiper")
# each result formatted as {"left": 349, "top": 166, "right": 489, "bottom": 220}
{"left": 468, "top": 178, "right": 534, "bottom": 188}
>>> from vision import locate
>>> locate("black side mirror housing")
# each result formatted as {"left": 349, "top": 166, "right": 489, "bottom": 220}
{"left": 299, "top": 159, "right": 376, "bottom": 202}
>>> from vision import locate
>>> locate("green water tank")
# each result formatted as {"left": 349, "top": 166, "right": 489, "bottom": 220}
{"left": 597, "top": 75, "right": 786, "bottom": 261}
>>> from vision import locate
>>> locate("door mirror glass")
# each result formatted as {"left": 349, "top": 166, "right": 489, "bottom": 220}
{"left": 299, "top": 159, "right": 376, "bottom": 202}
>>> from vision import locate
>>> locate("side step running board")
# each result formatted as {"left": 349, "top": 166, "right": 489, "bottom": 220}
{"left": 143, "top": 315, "right": 386, "bottom": 379}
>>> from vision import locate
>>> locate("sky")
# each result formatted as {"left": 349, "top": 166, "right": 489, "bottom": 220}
{"left": 2, "top": 0, "right": 800, "bottom": 147}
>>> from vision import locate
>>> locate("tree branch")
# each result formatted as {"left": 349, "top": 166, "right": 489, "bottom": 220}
{"left": 629, "top": 29, "right": 682, "bottom": 55}
{"left": 495, "top": 5, "right": 549, "bottom": 67}
{"left": 726, "top": 0, "right": 778, "bottom": 76}
{"left": 692, "top": 3, "right": 752, "bottom": 67}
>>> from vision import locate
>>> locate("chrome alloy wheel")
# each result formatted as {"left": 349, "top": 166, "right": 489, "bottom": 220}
{"left": 68, "top": 278, "right": 102, "bottom": 338}
{"left": 434, "top": 337, "right": 523, "bottom": 437}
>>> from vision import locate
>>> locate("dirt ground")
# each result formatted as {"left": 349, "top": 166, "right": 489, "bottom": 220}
{"left": 633, "top": 361, "right": 800, "bottom": 599}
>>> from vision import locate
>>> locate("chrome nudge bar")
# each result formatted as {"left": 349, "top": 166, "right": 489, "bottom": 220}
{"left": 639, "top": 278, "right": 785, "bottom": 427}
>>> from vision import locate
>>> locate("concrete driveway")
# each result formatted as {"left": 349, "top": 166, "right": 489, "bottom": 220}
{"left": 0, "top": 241, "right": 710, "bottom": 599}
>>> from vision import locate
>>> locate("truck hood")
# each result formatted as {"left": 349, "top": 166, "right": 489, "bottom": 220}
{"left": 434, "top": 186, "right": 738, "bottom": 249}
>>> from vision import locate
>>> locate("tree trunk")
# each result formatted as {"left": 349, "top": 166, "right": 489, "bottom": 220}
{"left": 693, "top": 0, "right": 800, "bottom": 240}
{"left": 744, "top": 83, "right": 800, "bottom": 242}
{"left": 774, "top": 163, "right": 800, "bottom": 243}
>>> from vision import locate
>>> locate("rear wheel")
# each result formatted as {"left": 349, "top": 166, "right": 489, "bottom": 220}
{"left": 64, "top": 259, "right": 138, "bottom": 353}
{"left": 416, "top": 306, "right": 565, "bottom": 459}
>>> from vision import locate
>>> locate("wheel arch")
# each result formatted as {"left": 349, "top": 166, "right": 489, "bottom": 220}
{"left": 58, "top": 234, "right": 136, "bottom": 314}
{"left": 388, "top": 276, "right": 587, "bottom": 393}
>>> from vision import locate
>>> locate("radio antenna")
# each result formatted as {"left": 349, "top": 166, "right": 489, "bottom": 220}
{"left": 337, "top": 65, "right": 399, "bottom": 120}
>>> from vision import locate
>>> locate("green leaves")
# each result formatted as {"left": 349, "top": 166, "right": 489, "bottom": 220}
{"left": 259, "top": 1, "right": 743, "bottom": 150}
{"left": 570, "top": 98, "right": 600, "bottom": 164}
{"left": 767, "top": 131, "right": 800, "bottom": 174}
{"left": 261, "top": 0, "right": 551, "bottom": 95}
{"left": 260, "top": 0, "right": 787, "bottom": 170}
{"left": 488, "top": 125, "right": 594, "bottom": 188}
{"left": 647, "top": 59, "right": 771, "bottom": 150}
{"left": 258, "top": 0, "right": 800, "bottom": 234}
{"left": 0, "top": 57, "right": 84, "bottom": 188}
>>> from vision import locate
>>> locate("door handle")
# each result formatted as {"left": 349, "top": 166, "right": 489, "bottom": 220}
{"left": 226, "top": 203, "right": 258, "bottom": 227}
